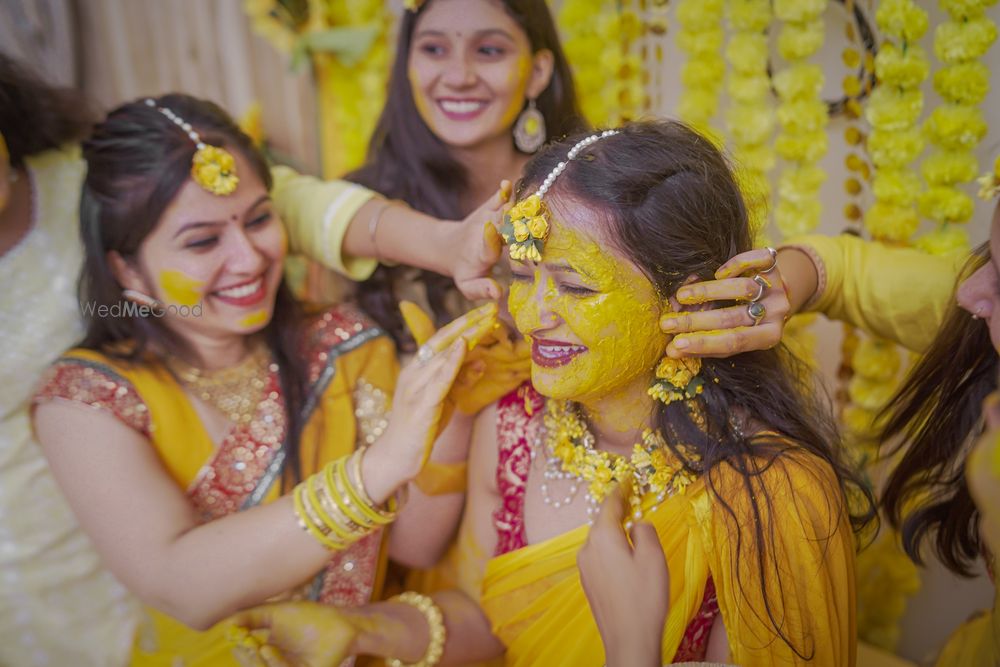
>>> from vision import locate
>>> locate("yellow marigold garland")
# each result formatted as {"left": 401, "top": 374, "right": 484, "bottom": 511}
{"left": 864, "top": 0, "right": 929, "bottom": 244}
{"left": 772, "top": 0, "right": 829, "bottom": 239}
{"left": 560, "top": 0, "right": 645, "bottom": 126}
{"left": 916, "top": 0, "right": 997, "bottom": 256}
{"left": 675, "top": 0, "right": 725, "bottom": 143}
{"left": 724, "top": 0, "right": 774, "bottom": 238}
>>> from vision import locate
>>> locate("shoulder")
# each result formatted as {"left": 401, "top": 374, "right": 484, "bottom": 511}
{"left": 33, "top": 349, "right": 151, "bottom": 437}
{"left": 299, "top": 303, "right": 393, "bottom": 384}
{"left": 705, "top": 437, "right": 847, "bottom": 536}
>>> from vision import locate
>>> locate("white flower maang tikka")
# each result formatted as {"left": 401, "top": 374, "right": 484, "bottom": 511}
{"left": 144, "top": 98, "right": 239, "bottom": 197}
{"left": 501, "top": 129, "right": 620, "bottom": 262}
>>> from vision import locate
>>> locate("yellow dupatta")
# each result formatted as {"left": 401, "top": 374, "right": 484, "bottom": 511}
{"left": 480, "top": 481, "right": 712, "bottom": 667}
{"left": 56, "top": 307, "right": 397, "bottom": 667}
{"left": 480, "top": 446, "right": 857, "bottom": 667}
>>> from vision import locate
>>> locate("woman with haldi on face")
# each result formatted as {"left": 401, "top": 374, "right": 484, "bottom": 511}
{"left": 29, "top": 93, "right": 501, "bottom": 666}
{"left": 347, "top": 0, "right": 585, "bottom": 350}
{"left": 231, "top": 121, "right": 871, "bottom": 667}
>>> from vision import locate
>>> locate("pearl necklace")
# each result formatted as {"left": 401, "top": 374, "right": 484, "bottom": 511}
{"left": 534, "top": 399, "right": 699, "bottom": 525}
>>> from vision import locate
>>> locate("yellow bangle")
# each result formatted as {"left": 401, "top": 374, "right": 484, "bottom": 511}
{"left": 307, "top": 474, "right": 361, "bottom": 544}
{"left": 351, "top": 447, "right": 406, "bottom": 513}
{"left": 338, "top": 451, "right": 396, "bottom": 526}
{"left": 293, "top": 483, "right": 346, "bottom": 551}
{"left": 313, "top": 470, "right": 370, "bottom": 538}
{"left": 387, "top": 592, "right": 446, "bottom": 667}
{"left": 329, "top": 457, "right": 379, "bottom": 527}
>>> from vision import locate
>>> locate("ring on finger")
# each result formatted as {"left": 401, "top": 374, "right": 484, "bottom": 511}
{"left": 748, "top": 302, "right": 766, "bottom": 326}
{"left": 760, "top": 247, "right": 778, "bottom": 274}
{"left": 416, "top": 344, "right": 435, "bottom": 363}
{"left": 751, "top": 274, "right": 770, "bottom": 302}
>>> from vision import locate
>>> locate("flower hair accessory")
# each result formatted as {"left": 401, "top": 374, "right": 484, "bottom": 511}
{"left": 978, "top": 154, "right": 1000, "bottom": 201}
{"left": 502, "top": 129, "right": 620, "bottom": 262}
{"left": 649, "top": 356, "right": 704, "bottom": 405}
{"left": 144, "top": 99, "right": 239, "bottom": 196}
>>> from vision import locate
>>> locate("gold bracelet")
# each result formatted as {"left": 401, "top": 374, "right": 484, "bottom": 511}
{"left": 339, "top": 450, "right": 396, "bottom": 526}
{"left": 293, "top": 482, "right": 346, "bottom": 551}
{"left": 307, "top": 474, "right": 362, "bottom": 544}
{"left": 386, "top": 592, "right": 446, "bottom": 667}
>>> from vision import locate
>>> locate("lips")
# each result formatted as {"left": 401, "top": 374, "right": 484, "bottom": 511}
{"left": 212, "top": 276, "right": 266, "bottom": 307}
{"left": 531, "top": 338, "right": 587, "bottom": 368}
{"left": 437, "top": 98, "right": 488, "bottom": 121}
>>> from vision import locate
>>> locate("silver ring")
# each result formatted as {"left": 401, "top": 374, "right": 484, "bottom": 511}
{"left": 751, "top": 274, "right": 769, "bottom": 302}
{"left": 748, "top": 302, "right": 766, "bottom": 326}
{"left": 416, "top": 345, "right": 434, "bottom": 363}
{"left": 760, "top": 247, "right": 778, "bottom": 274}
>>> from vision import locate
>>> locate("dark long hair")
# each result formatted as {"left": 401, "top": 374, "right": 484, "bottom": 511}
{"left": 348, "top": 0, "right": 586, "bottom": 349}
{"left": 880, "top": 247, "right": 996, "bottom": 576}
{"left": 78, "top": 94, "right": 310, "bottom": 485}
{"left": 519, "top": 121, "right": 875, "bottom": 658}
{"left": 0, "top": 54, "right": 95, "bottom": 165}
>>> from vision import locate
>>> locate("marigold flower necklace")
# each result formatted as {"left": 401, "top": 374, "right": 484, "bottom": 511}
{"left": 535, "top": 399, "right": 699, "bottom": 526}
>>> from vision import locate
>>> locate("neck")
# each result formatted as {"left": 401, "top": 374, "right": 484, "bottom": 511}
{"left": 450, "top": 137, "right": 528, "bottom": 214}
{"left": 172, "top": 331, "right": 257, "bottom": 372}
{"left": 576, "top": 374, "right": 657, "bottom": 456}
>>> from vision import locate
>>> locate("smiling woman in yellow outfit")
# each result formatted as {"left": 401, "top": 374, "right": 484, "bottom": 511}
{"left": 231, "top": 121, "right": 872, "bottom": 667}
{"left": 29, "top": 93, "right": 510, "bottom": 667}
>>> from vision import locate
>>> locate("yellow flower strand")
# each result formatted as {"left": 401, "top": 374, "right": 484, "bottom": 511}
{"left": 676, "top": 0, "right": 725, "bottom": 143}
{"left": 724, "top": 0, "right": 775, "bottom": 239}
{"left": 772, "top": 0, "right": 829, "bottom": 239}
{"left": 916, "top": 0, "right": 997, "bottom": 256}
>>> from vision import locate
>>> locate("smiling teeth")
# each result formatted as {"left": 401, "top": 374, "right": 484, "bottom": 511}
{"left": 440, "top": 100, "right": 486, "bottom": 113}
{"left": 537, "top": 344, "right": 586, "bottom": 359}
{"left": 217, "top": 278, "right": 263, "bottom": 299}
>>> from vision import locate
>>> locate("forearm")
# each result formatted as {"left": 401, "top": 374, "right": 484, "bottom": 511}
{"left": 351, "top": 589, "right": 505, "bottom": 666}
{"left": 389, "top": 413, "right": 472, "bottom": 567}
{"left": 148, "top": 495, "right": 329, "bottom": 629}
{"left": 343, "top": 199, "right": 457, "bottom": 276}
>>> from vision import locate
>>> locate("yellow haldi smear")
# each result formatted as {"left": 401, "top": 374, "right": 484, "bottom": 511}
{"left": 239, "top": 310, "right": 269, "bottom": 329}
{"left": 508, "top": 217, "right": 667, "bottom": 431}
{"left": 159, "top": 270, "right": 204, "bottom": 307}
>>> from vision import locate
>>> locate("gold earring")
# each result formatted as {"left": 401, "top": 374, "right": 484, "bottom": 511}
{"left": 513, "top": 98, "right": 546, "bottom": 153}
{"left": 123, "top": 289, "right": 166, "bottom": 316}
{"left": 648, "top": 356, "right": 704, "bottom": 405}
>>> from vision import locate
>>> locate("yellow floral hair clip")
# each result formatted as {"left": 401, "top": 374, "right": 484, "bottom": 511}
{"left": 502, "top": 129, "right": 620, "bottom": 262}
{"left": 977, "top": 155, "right": 1000, "bottom": 201}
{"left": 144, "top": 99, "right": 239, "bottom": 197}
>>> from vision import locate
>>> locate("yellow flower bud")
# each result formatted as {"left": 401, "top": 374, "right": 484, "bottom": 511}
{"left": 513, "top": 220, "right": 530, "bottom": 242}
{"left": 519, "top": 195, "right": 542, "bottom": 217}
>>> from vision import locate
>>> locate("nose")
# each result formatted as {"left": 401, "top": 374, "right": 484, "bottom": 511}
{"left": 223, "top": 226, "right": 266, "bottom": 275}
{"left": 441, "top": 51, "right": 477, "bottom": 88}
{"left": 533, "top": 274, "right": 561, "bottom": 329}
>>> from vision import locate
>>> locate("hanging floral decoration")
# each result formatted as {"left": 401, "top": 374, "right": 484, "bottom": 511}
{"left": 862, "top": 0, "right": 929, "bottom": 244}
{"left": 675, "top": 0, "right": 725, "bottom": 143}
{"left": 244, "top": 0, "right": 391, "bottom": 177}
{"left": 560, "top": 0, "right": 646, "bottom": 126}
{"left": 916, "top": 0, "right": 997, "bottom": 256}
{"left": 772, "top": 0, "right": 830, "bottom": 239}
{"left": 724, "top": 0, "right": 774, "bottom": 238}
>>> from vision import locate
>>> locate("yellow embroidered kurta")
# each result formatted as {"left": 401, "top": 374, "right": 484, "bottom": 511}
{"left": 2, "top": 144, "right": 377, "bottom": 666}
{"left": 480, "top": 446, "right": 856, "bottom": 666}
{"left": 34, "top": 305, "right": 397, "bottom": 667}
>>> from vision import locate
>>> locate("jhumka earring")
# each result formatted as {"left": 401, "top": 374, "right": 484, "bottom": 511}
{"left": 122, "top": 289, "right": 166, "bottom": 316}
{"left": 513, "top": 98, "right": 546, "bottom": 154}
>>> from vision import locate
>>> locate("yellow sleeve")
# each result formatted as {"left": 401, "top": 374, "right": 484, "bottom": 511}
{"left": 785, "top": 234, "right": 965, "bottom": 353}
{"left": 933, "top": 588, "right": 1000, "bottom": 666}
{"left": 705, "top": 448, "right": 857, "bottom": 667}
{"left": 270, "top": 165, "right": 378, "bottom": 281}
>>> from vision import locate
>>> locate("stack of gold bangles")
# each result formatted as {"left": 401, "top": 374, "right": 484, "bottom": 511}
{"left": 293, "top": 448, "right": 400, "bottom": 550}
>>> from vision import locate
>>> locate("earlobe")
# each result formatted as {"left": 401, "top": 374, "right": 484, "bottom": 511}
{"left": 527, "top": 49, "right": 555, "bottom": 99}
{"left": 107, "top": 250, "right": 146, "bottom": 293}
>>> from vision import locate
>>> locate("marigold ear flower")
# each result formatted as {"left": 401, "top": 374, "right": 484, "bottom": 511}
{"left": 192, "top": 145, "right": 239, "bottom": 196}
